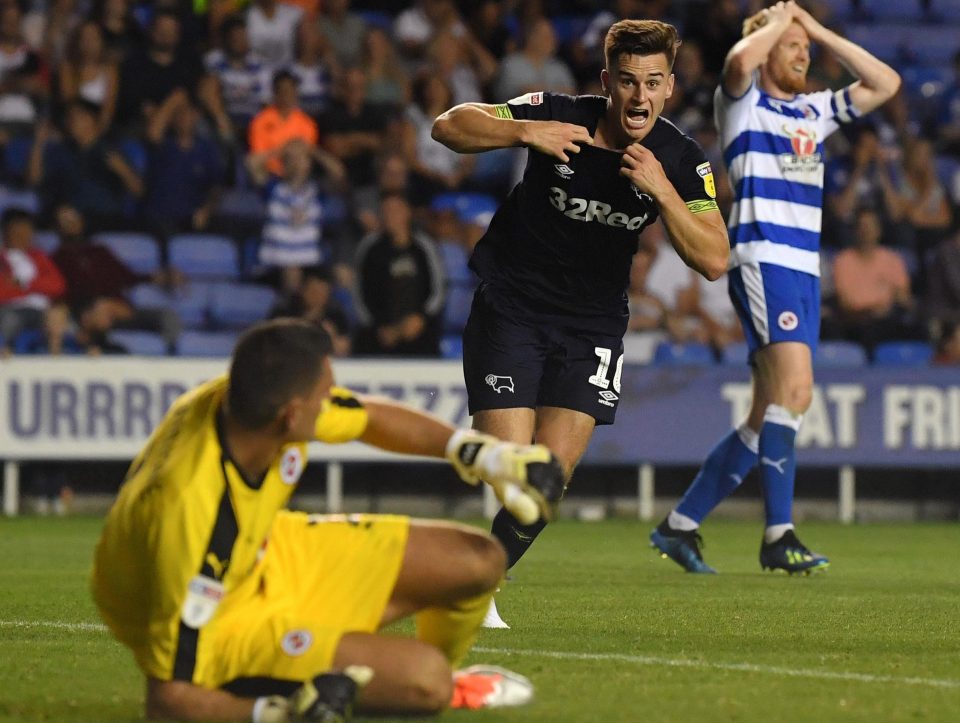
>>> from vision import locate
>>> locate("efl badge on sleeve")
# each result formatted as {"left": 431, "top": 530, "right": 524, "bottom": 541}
{"left": 181, "top": 575, "right": 225, "bottom": 629}
{"left": 696, "top": 162, "right": 716, "bottom": 199}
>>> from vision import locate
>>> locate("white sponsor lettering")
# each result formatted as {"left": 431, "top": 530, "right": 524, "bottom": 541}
{"left": 548, "top": 187, "right": 649, "bottom": 230}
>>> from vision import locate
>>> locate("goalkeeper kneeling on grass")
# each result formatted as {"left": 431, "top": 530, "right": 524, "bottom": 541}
{"left": 90, "top": 319, "right": 563, "bottom": 721}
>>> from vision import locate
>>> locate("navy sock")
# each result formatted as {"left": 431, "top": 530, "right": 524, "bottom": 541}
{"left": 675, "top": 427, "right": 759, "bottom": 524}
{"left": 759, "top": 406, "right": 800, "bottom": 527}
{"left": 491, "top": 507, "right": 547, "bottom": 569}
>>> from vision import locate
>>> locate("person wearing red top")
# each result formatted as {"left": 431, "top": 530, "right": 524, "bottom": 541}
{"left": 0, "top": 208, "right": 66, "bottom": 344}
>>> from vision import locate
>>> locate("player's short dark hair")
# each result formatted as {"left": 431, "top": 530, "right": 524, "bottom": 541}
{"left": 604, "top": 19, "right": 680, "bottom": 72}
{"left": 228, "top": 319, "right": 333, "bottom": 429}
{"left": 1, "top": 207, "right": 34, "bottom": 233}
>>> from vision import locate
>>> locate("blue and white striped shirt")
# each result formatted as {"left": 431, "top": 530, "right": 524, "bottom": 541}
{"left": 714, "top": 79, "right": 859, "bottom": 276}
{"left": 260, "top": 180, "right": 323, "bottom": 267}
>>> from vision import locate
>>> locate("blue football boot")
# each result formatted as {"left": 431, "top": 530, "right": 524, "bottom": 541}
{"left": 650, "top": 523, "right": 717, "bottom": 574}
{"left": 759, "top": 529, "right": 830, "bottom": 574}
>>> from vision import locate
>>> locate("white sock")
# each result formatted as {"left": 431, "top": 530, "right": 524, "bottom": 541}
{"left": 764, "top": 523, "right": 794, "bottom": 544}
{"left": 668, "top": 510, "right": 699, "bottom": 532}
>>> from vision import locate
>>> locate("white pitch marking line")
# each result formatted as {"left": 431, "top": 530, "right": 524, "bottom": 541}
{"left": 473, "top": 646, "right": 960, "bottom": 690}
{"left": 3, "top": 622, "right": 957, "bottom": 690}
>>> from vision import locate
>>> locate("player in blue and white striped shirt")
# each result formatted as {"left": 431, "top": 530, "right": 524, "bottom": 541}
{"left": 652, "top": 1, "right": 900, "bottom": 574}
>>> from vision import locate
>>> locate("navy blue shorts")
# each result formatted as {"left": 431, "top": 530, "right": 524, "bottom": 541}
{"left": 461, "top": 285, "right": 625, "bottom": 425}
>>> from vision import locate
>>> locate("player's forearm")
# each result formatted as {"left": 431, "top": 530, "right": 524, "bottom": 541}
{"left": 432, "top": 103, "right": 528, "bottom": 153}
{"left": 657, "top": 197, "right": 729, "bottom": 281}
{"left": 359, "top": 396, "right": 454, "bottom": 458}
{"left": 146, "top": 678, "right": 253, "bottom": 721}
{"left": 723, "top": 16, "right": 793, "bottom": 85}
{"left": 823, "top": 33, "right": 899, "bottom": 106}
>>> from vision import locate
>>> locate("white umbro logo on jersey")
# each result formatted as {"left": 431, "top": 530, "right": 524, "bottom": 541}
{"left": 554, "top": 164, "right": 574, "bottom": 179}
{"left": 778, "top": 311, "right": 799, "bottom": 331}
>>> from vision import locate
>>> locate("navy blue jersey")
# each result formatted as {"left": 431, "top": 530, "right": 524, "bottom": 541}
{"left": 470, "top": 92, "right": 717, "bottom": 331}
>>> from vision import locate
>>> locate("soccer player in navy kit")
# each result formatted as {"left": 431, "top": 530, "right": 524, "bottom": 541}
{"left": 650, "top": 1, "right": 899, "bottom": 575}
{"left": 432, "top": 19, "right": 729, "bottom": 625}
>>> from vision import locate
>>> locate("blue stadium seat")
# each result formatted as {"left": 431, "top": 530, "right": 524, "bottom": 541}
{"left": 32, "top": 230, "right": 59, "bottom": 255}
{"left": 168, "top": 234, "right": 240, "bottom": 280}
{"left": 468, "top": 147, "right": 516, "bottom": 194}
{"left": 0, "top": 187, "right": 39, "bottom": 215}
{"left": 93, "top": 232, "right": 162, "bottom": 275}
{"left": 935, "top": 155, "right": 959, "bottom": 196}
{"left": 431, "top": 192, "right": 499, "bottom": 226}
{"left": 845, "top": 24, "right": 900, "bottom": 63}
{"left": 240, "top": 237, "right": 267, "bottom": 280}
{"left": 442, "top": 285, "right": 474, "bottom": 334}
{"left": 652, "top": 341, "right": 716, "bottom": 367}
{"left": 720, "top": 341, "right": 750, "bottom": 366}
{"left": 208, "top": 282, "right": 276, "bottom": 329}
{"left": 872, "top": 340, "right": 934, "bottom": 366}
{"left": 858, "top": 0, "right": 926, "bottom": 20}
{"left": 550, "top": 14, "right": 591, "bottom": 45}
{"left": 440, "top": 334, "right": 463, "bottom": 359}
{"left": 356, "top": 9, "right": 392, "bottom": 30}
{"left": 902, "top": 26, "right": 959, "bottom": 64}
{"left": 128, "top": 282, "right": 171, "bottom": 309}
{"left": 177, "top": 330, "right": 240, "bottom": 357}
{"left": 109, "top": 330, "right": 168, "bottom": 356}
{"left": 169, "top": 282, "right": 214, "bottom": 329}
{"left": 816, "top": 340, "right": 868, "bottom": 367}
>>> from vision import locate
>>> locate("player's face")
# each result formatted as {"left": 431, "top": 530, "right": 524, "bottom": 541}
{"left": 766, "top": 22, "right": 810, "bottom": 95}
{"left": 603, "top": 53, "right": 674, "bottom": 145}
{"left": 286, "top": 357, "right": 334, "bottom": 441}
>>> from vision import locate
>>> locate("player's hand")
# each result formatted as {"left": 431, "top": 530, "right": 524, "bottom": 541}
{"left": 521, "top": 121, "right": 593, "bottom": 163}
{"left": 620, "top": 143, "right": 669, "bottom": 201}
{"left": 255, "top": 666, "right": 374, "bottom": 722}
{"left": 446, "top": 430, "right": 565, "bottom": 524}
{"left": 763, "top": 1, "right": 796, "bottom": 28}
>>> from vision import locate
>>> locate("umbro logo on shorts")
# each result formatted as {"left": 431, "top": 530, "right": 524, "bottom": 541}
{"left": 597, "top": 390, "right": 618, "bottom": 408}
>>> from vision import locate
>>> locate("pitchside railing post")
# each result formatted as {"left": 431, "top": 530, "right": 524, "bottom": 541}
{"left": 839, "top": 464, "right": 856, "bottom": 524}
{"left": 638, "top": 463, "right": 654, "bottom": 521}
{"left": 326, "top": 462, "right": 343, "bottom": 513}
{"left": 3, "top": 460, "right": 20, "bottom": 517}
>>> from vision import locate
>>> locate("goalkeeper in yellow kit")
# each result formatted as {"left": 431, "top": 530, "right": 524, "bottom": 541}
{"left": 91, "top": 318, "right": 563, "bottom": 721}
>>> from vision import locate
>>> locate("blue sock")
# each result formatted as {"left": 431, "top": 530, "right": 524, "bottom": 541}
{"left": 675, "top": 426, "right": 759, "bottom": 524}
{"left": 758, "top": 405, "right": 801, "bottom": 527}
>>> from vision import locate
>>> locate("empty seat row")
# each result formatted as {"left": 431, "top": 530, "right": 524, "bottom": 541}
{"left": 652, "top": 340, "right": 935, "bottom": 368}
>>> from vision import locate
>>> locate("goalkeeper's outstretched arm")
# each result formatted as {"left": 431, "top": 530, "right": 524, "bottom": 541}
{"left": 357, "top": 396, "right": 564, "bottom": 524}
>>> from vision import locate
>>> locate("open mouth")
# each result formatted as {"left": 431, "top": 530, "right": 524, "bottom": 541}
{"left": 626, "top": 107, "right": 650, "bottom": 130}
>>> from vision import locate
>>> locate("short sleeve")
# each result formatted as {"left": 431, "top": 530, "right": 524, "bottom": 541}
{"left": 671, "top": 139, "right": 719, "bottom": 213}
{"left": 314, "top": 387, "right": 369, "bottom": 443}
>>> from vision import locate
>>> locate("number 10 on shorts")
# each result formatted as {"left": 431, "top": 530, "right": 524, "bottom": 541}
{"left": 588, "top": 347, "right": 622, "bottom": 392}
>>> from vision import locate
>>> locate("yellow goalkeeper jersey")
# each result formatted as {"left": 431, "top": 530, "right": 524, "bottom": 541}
{"left": 90, "top": 374, "right": 368, "bottom": 680}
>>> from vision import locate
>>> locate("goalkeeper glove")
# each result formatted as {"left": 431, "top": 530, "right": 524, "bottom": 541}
{"left": 253, "top": 666, "right": 373, "bottom": 722}
{"left": 446, "top": 430, "right": 565, "bottom": 525}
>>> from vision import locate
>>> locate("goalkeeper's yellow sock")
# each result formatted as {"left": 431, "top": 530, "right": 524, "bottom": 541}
{"left": 415, "top": 587, "right": 495, "bottom": 667}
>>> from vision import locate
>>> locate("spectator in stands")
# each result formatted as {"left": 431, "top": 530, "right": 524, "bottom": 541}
{"left": 115, "top": 10, "right": 204, "bottom": 133}
{"left": 50, "top": 204, "right": 182, "bottom": 348}
{"left": 248, "top": 68, "right": 318, "bottom": 176}
{"left": 246, "top": 0, "right": 302, "bottom": 69}
{"left": 56, "top": 20, "right": 119, "bottom": 135}
{"left": 288, "top": 21, "right": 333, "bottom": 119}
{"left": 393, "top": 0, "right": 466, "bottom": 65}
{"left": 90, "top": 0, "right": 145, "bottom": 64}
{"left": 28, "top": 101, "right": 143, "bottom": 230}
{"left": 354, "top": 193, "right": 445, "bottom": 356}
{"left": 361, "top": 26, "right": 410, "bottom": 111}
{"left": 826, "top": 124, "right": 899, "bottom": 246}
{"left": 493, "top": 17, "right": 576, "bottom": 102}
{"left": 73, "top": 295, "right": 129, "bottom": 354}
{"left": 0, "top": 1, "right": 46, "bottom": 135}
{"left": 11, "top": 301, "right": 84, "bottom": 355}
{"left": 570, "top": 0, "right": 643, "bottom": 92}
{"left": 926, "top": 227, "right": 960, "bottom": 329}
{"left": 691, "top": 272, "right": 744, "bottom": 356}
{"left": 352, "top": 151, "right": 410, "bottom": 235}
{"left": 401, "top": 71, "right": 475, "bottom": 209}
{"left": 640, "top": 221, "right": 707, "bottom": 346}
{"left": 0, "top": 208, "right": 66, "bottom": 343}
{"left": 665, "top": 40, "right": 714, "bottom": 136}
{"left": 886, "top": 136, "right": 953, "bottom": 288}
{"left": 22, "top": 0, "right": 79, "bottom": 68}
{"left": 318, "top": 0, "right": 367, "bottom": 70}
{"left": 623, "top": 245, "right": 669, "bottom": 363}
{"left": 682, "top": 0, "right": 742, "bottom": 82}
{"left": 268, "top": 264, "right": 351, "bottom": 355}
{"left": 320, "top": 66, "right": 389, "bottom": 191}
{"left": 464, "top": 0, "right": 515, "bottom": 64}
{"left": 248, "top": 137, "right": 346, "bottom": 294}
{"left": 938, "top": 49, "right": 960, "bottom": 157}
{"left": 204, "top": 14, "right": 271, "bottom": 139}
{"left": 427, "top": 27, "right": 495, "bottom": 106}
{"left": 932, "top": 322, "right": 960, "bottom": 365}
{"left": 143, "top": 90, "right": 224, "bottom": 237}
{"left": 829, "top": 206, "right": 919, "bottom": 354}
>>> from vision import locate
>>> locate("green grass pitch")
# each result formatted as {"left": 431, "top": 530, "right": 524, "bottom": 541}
{"left": 1, "top": 516, "right": 958, "bottom": 721}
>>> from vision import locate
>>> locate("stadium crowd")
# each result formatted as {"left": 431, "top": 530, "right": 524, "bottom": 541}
{"left": 1, "top": 0, "right": 959, "bottom": 366}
